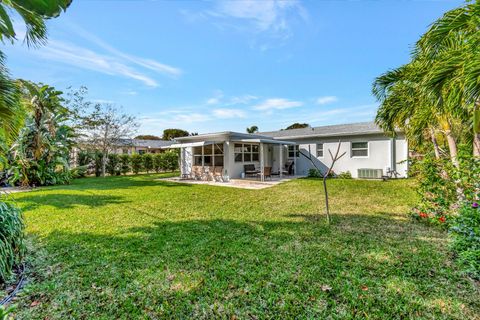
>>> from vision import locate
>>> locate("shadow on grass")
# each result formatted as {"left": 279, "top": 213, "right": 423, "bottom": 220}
{"left": 15, "top": 193, "right": 129, "bottom": 211}
{"left": 21, "top": 215, "right": 478, "bottom": 319}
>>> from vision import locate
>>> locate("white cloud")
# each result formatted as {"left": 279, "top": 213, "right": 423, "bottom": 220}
{"left": 212, "top": 0, "right": 305, "bottom": 37}
{"left": 68, "top": 23, "right": 182, "bottom": 78}
{"left": 229, "top": 94, "right": 258, "bottom": 105}
{"left": 212, "top": 108, "right": 246, "bottom": 119}
{"left": 316, "top": 96, "right": 338, "bottom": 105}
{"left": 174, "top": 113, "right": 211, "bottom": 123}
{"left": 252, "top": 98, "right": 303, "bottom": 111}
{"left": 36, "top": 40, "right": 160, "bottom": 87}
{"left": 121, "top": 90, "right": 138, "bottom": 96}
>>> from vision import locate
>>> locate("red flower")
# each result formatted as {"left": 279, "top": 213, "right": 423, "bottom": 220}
{"left": 419, "top": 212, "right": 428, "bottom": 218}
{"left": 438, "top": 216, "right": 446, "bottom": 223}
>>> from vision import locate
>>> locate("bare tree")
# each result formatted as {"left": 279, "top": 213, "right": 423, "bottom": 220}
{"left": 300, "top": 141, "right": 346, "bottom": 224}
{"left": 82, "top": 104, "right": 138, "bottom": 177}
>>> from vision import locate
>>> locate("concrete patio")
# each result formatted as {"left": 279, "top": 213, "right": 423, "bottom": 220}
{"left": 157, "top": 176, "right": 301, "bottom": 190}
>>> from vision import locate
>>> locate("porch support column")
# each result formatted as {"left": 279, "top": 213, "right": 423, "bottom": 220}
{"left": 201, "top": 145, "right": 204, "bottom": 168}
{"left": 260, "top": 143, "right": 265, "bottom": 182}
{"left": 279, "top": 144, "right": 283, "bottom": 178}
{"left": 293, "top": 144, "right": 297, "bottom": 176}
{"left": 180, "top": 147, "right": 185, "bottom": 177}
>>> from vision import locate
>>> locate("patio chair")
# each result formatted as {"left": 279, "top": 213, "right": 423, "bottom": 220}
{"left": 192, "top": 166, "right": 202, "bottom": 180}
{"left": 244, "top": 164, "right": 258, "bottom": 178}
{"left": 213, "top": 166, "right": 223, "bottom": 182}
{"left": 257, "top": 166, "right": 272, "bottom": 180}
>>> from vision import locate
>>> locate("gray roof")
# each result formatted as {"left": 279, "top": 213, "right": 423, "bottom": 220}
{"left": 260, "top": 122, "right": 384, "bottom": 139}
{"left": 117, "top": 139, "right": 173, "bottom": 148}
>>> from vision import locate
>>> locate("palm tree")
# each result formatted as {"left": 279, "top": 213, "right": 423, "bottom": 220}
{"left": 0, "top": 0, "right": 71, "bottom": 142}
{"left": 373, "top": 59, "right": 463, "bottom": 167}
{"left": 246, "top": 125, "right": 259, "bottom": 134}
{"left": 416, "top": 1, "right": 480, "bottom": 156}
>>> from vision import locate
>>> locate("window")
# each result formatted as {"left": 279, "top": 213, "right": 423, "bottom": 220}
{"left": 234, "top": 143, "right": 259, "bottom": 163}
{"left": 288, "top": 145, "right": 299, "bottom": 158}
{"left": 316, "top": 143, "right": 324, "bottom": 157}
{"left": 193, "top": 144, "right": 224, "bottom": 166}
{"left": 138, "top": 150, "right": 145, "bottom": 155}
{"left": 351, "top": 142, "right": 368, "bottom": 157}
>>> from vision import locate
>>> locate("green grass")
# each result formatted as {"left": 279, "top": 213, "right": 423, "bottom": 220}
{"left": 7, "top": 174, "right": 480, "bottom": 319}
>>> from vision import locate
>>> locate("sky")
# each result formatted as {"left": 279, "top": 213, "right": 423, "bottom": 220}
{"left": 2, "top": 0, "right": 464, "bottom": 136}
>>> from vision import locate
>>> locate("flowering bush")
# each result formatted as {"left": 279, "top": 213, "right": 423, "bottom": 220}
{"left": 449, "top": 202, "right": 480, "bottom": 279}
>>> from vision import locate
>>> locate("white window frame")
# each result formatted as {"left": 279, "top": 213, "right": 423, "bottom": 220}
{"left": 234, "top": 143, "right": 259, "bottom": 163}
{"left": 316, "top": 143, "right": 324, "bottom": 158}
{"left": 288, "top": 145, "right": 299, "bottom": 158}
{"left": 351, "top": 141, "right": 369, "bottom": 158}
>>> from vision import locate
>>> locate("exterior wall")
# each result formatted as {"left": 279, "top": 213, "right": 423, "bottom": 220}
{"left": 291, "top": 134, "right": 408, "bottom": 178}
{"left": 177, "top": 133, "right": 408, "bottom": 179}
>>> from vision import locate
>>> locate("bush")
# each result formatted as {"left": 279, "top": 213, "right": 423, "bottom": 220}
{"left": 119, "top": 154, "right": 131, "bottom": 175}
{"left": 77, "top": 151, "right": 93, "bottom": 177}
{"left": 143, "top": 154, "right": 154, "bottom": 173}
{"left": 107, "top": 154, "right": 120, "bottom": 176}
{"left": 450, "top": 202, "right": 480, "bottom": 279}
{"left": 94, "top": 151, "right": 103, "bottom": 177}
{"left": 153, "top": 154, "right": 164, "bottom": 173}
{"left": 0, "top": 200, "right": 25, "bottom": 283}
{"left": 163, "top": 151, "right": 179, "bottom": 171}
{"left": 307, "top": 168, "right": 322, "bottom": 178}
{"left": 131, "top": 154, "right": 144, "bottom": 174}
{"left": 337, "top": 171, "right": 352, "bottom": 179}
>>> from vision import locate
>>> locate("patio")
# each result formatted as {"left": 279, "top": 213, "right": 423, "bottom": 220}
{"left": 158, "top": 176, "right": 300, "bottom": 190}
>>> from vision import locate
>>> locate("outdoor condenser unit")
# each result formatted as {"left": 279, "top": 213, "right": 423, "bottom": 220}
{"left": 357, "top": 168, "right": 383, "bottom": 179}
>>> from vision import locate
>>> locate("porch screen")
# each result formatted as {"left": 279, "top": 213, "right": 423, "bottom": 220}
{"left": 193, "top": 144, "right": 224, "bottom": 166}
{"left": 234, "top": 143, "right": 259, "bottom": 162}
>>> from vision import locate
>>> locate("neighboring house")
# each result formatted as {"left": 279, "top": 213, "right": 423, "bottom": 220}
{"left": 171, "top": 121, "right": 408, "bottom": 180}
{"left": 112, "top": 139, "right": 173, "bottom": 154}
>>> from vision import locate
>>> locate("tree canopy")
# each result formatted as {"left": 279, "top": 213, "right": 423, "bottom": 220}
{"left": 162, "top": 128, "right": 189, "bottom": 140}
{"left": 135, "top": 135, "right": 161, "bottom": 140}
{"left": 285, "top": 123, "right": 310, "bottom": 130}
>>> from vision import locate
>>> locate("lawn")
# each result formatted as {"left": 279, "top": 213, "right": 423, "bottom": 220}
{"left": 7, "top": 174, "right": 480, "bottom": 319}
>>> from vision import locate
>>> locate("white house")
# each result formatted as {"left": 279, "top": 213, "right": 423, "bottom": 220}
{"left": 170, "top": 122, "right": 408, "bottom": 180}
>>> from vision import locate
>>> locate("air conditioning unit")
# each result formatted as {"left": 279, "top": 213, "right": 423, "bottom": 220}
{"left": 358, "top": 168, "right": 383, "bottom": 179}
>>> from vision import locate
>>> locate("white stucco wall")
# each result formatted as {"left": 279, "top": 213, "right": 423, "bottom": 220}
{"left": 178, "top": 133, "right": 408, "bottom": 179}
{"left": 292, "top": 134, "right": 408, "bottom": 178}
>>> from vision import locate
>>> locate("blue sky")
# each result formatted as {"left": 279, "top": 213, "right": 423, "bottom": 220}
{"left": 2, "top": 0, "right": 463, "bottom": 135}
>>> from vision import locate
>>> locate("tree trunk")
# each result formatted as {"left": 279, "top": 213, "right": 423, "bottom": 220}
{"left": 474, "top": 100, "right": 480, "bottom": 157}
{"left": 430, "top": 128, "right": 441, "bottom": 159}
{"left": 444, "top": 128, "right": 459, "bottom": 168}
{"left": 102, "top": 151, "right": 107, "bottom": 177}
{"left": 474, "top": 133, "right": 480, "bottom": 157}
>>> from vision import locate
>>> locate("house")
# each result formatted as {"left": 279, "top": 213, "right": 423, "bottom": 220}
{"left": 112, "top": 139, "right": 173, "bottom": 155}
{"left": 170, "top": 122, "right": 408, "bottom": 180}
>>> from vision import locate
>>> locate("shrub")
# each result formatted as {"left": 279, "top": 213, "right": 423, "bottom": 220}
{"left": 119, "top": 154, "right": 131, "bottom": 175}
{"left": 143, "top": 154, "right": 154, "bottom": 173}
{"left": 337, "top": 171, "right": 352, "bottom": 179}
{"left": 131, "top": 154, "right": 144, "bottom": 174}
{"left": 410, "top": 153, "right": 456, "bottom": 223}
{"left": 0, "top": 200, "right": 25, "bottom": 283}
{"left": 307, "top": 168, "right": 322, "bottom": 178}
{"left": 106, "top": 154, "right": 120, "bottom": 176}
{"left": 450, "top": 202, "right": 480, "bottom": 279}
{"left": 94, "top": 151, "right": 103, "bottom": 177}
{"left": 153, "top": 153, "right": 164, "bottom": 173}
{"left": 163, "top": 151, "right": 179, "bottom": 171}
{"left": 77, "top": 151, "right": 93, "bottom": 177}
